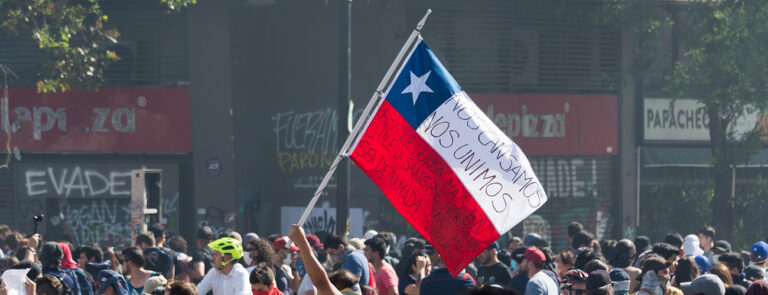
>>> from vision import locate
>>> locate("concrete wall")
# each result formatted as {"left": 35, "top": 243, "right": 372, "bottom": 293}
{"left": 188, "top": 0, "right": 239, "bottom": 239}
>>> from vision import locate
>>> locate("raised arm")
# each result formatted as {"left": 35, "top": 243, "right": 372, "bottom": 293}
{"left": 289, "top": 224, "right": 338, "bottom": 295}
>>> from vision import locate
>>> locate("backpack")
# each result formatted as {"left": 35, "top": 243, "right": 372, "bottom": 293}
{"left": 144, "top": 247, "right": 175, "bottom": 279}
{"left": 43, "top": 273, "right": 74, "bottom": 295}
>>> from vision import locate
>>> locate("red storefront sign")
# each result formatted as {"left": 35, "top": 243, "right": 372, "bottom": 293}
{"left": 2, "top": 88, "right": 191, "bottom": 153}
{"left": 470, "top": 94, "right": 618, "bottom": 156}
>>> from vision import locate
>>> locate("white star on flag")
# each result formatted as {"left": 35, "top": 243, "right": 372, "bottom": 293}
{"left": 401, "top": 71, "right": 433, "bottom": 105}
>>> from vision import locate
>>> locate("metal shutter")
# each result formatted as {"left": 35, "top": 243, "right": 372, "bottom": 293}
{"left": 407, "top": 0, "right": 619, "bottom": 93}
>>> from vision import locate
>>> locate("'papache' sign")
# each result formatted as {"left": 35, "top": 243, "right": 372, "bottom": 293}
{"left": 644, "top": 98, "right": 759, "bottom": 142}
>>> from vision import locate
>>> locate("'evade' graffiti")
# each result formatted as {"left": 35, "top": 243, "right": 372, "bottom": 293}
{"left": 17, "top": 163, "right": 180, "bottom": 248}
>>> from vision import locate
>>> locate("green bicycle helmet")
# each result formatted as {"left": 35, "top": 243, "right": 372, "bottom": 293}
{"left": 208, "top": 237, "right": 243, "bottom": 267}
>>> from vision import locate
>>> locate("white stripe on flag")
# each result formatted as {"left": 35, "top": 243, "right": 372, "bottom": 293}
{"left": 415, "top": 92, "right": 547, "bottom": 234}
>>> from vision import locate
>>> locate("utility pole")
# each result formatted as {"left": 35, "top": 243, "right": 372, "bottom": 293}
{"left": 336, "top": 0, "right": 352, "bottom": 237}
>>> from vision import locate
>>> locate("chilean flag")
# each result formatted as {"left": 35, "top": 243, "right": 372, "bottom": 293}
{"left": 348, "top": 37, "right": 548, "bottom": 276}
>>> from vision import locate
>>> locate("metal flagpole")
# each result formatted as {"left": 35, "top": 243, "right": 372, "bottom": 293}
{"left": 297, "top": 9, "right": 433, "bottom": 228}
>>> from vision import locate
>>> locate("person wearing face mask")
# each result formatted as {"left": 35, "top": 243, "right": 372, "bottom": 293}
{"left": 635, "top": 255, "right": 683, "bottom": 295}
{"left": 323, "top": 234, "right": 375, "bottom": 294}
{"left": 712, "top": 241, "right": 732, "bottom": 265}
{"left": 272, "top": 237, "right": 299, "bottom": 294}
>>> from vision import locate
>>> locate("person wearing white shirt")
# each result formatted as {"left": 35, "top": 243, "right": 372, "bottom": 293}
{"left": 196, "top": 237, "right": 251, "bottom": 295}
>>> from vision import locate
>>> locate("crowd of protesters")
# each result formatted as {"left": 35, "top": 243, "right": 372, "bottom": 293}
{"left": 1, "top": 221, "right": 768, "bottom": 295}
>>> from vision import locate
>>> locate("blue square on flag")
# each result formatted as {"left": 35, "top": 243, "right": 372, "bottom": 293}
{"left": 384, "top": 41, "right": 462, "bottom": 129}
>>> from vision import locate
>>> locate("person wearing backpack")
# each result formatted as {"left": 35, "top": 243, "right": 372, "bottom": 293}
{"left": 60, "top": 242, "right": 94, "bottom": 295}
{"left": 136, "top": 233, "right": 175, "bottom": 280}
{"left": 40, "top": 242, "right": 78, "bottom": 295}
{"left": 121, "top": 248, "right": 165, "bottom": 295}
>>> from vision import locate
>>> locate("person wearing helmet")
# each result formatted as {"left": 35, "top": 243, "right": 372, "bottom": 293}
{"left": 196, "top": 237, "right": 251, "bottom": 295}
{"left": 561, "top": 269, "right": 588, "bottom": 295}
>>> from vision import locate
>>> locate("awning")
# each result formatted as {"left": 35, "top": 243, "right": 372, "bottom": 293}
{"left": 642, "top": 146, "right": 768, "bottom": 168}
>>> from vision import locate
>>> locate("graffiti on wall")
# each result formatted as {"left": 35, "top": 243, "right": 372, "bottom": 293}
{"left": 17, "top": 163, "right": 180, "bottom": 247}
{"left": 273, "top": 108, "right": 339, "bottom": 174}
{"left": 45, "top": 193, "right": 180, "bottom": 248}
{"left": 24, "top": 166, "right": 132, "bottom": 198}
{"left": 529, "top": 158, "right": 601, "bottom": 199}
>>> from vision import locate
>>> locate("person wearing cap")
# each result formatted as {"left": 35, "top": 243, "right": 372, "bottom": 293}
{"left": 712, "top": 240, "right": 732, "bottom": 264}
{"left": 610, "top": 268, "right": 631, "bottom": 295}
{"left": 477, "top": 242, "right": 513, "bottom": 287}
{"left": 196, "top": 237, "right": 251, "bottom": 295}
{"left": 744, "top": 265, "right": 766, "bottom": 283}
{"left": 679, "top": 274, "right": 725, "bottom": 295}
{"left": 273, "top": 237, "right": 299, "bottom": 293}
{"left": 524, "top": 233, "right": 542, "bottom": 248}
{"left": 750, "top": 242, "right": 768, "bottom": 271}
{"left": 587, "top": 270, "right": 613, "bottom": 295}
{"left": 560, "top": 269, "right": 588, "bottom": 295}
{"left": 306, "top": 235, "right": 324, "bottom": 250}
{"left": 521, "top": 247, "right": 558, "bottom": 295}
{"left": 695, "top": 255, "right": 711, "bottom": 275}
{"left": 636, "top": 255, "right": 683, "bottom": 295}
{"left": 95, "top": 270, "right": 129, "bottom": 295}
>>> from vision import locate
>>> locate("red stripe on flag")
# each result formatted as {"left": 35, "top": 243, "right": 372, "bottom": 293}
{"left": 350, "top": 101, "right": 499, "bottom": 276}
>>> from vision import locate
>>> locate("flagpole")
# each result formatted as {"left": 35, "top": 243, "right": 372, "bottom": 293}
{"left": 297, "top": 9, "right": 432, "bottom": 228}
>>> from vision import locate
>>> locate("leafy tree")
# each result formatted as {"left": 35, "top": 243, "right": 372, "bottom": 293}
{"left": 601, "top": 0, "right": 768, "bottom": 240}
{"left": 0, "top": 0, "right": 196, "bottom": 92}
{"left": 665, "top": 0, "right": 768, "bottom": 240}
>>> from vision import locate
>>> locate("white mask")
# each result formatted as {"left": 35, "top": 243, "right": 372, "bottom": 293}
{"left": 282, "top": 254, "right": 292, "bottom": 265}
{"left": 712, "top": 254, "right": 721, "bottom": 264}
{"left": 243, "top": 254, "right": 253, "bottom": 266}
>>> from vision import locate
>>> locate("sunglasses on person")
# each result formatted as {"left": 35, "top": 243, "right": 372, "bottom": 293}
{"left": 568, "top": 287, "right": 587, "bottom": 295}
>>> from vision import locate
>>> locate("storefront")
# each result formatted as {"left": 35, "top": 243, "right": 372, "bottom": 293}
{"left": 0, "top": 88, "right": 192, "bottom": 248}
{"left": 639, "top": 97, "right": 768, "bottom": 242}
{"left": 471, "top": 94, "right": 618, "bottom": 251}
